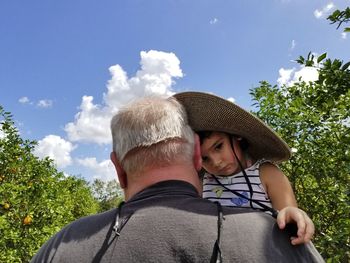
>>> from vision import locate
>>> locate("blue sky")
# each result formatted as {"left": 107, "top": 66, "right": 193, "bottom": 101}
{"left": 1, "top": 1, "right": 349, "bottom": 182}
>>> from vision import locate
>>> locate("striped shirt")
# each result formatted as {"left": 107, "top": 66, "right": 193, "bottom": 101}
{"left": 202, "top": 159, "right": 273, "bottom": 211}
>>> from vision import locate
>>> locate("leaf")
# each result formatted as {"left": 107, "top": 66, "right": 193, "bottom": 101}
{"left": 317, "top": 53, "right": 327, "bottom": 63}
{"left": 341, "top": 61, "right": 350, "bottom": 71}
{"left": 305, "top": 60, "right": 314, "bottom": 67}
{"left": 296, "top": 56, "right": 305, "bottom": 65}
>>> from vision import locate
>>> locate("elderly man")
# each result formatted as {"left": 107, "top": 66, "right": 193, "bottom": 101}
{"left": 31, "top": 96, "right": 323, "bottom": 262}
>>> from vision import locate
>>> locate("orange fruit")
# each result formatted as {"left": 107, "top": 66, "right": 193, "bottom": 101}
{"left": 23, "top": 215, "right": 33, "bottom": 225}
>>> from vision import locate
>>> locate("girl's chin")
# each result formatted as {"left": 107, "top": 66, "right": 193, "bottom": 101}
{"left": 218, "top": 168, "right": 240, "bottom": 176}
{"left": 205, "top": 166, "right": 238, "bottom": 177}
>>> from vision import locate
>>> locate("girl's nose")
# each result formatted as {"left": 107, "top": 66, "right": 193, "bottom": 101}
{"left": 213, "top": 158, "right": 223, "bottom": 168}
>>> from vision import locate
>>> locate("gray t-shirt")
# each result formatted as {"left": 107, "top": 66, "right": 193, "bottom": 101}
{"left": 31, "top": 180, "right": 324, "bottom": 263}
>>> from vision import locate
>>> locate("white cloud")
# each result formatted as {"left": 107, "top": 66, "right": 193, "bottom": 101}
{"left": 37, "top": 99, "right": 53, "bottom": 108}
{"left": 291, "top": 147, "right": 298, "bottom": 153}
{"left": 290, "top": 40, "right": 296, "bottom": 51}
{"left": 19, "top": 97, "right": 53, "bottom": 108}
{"left": 65, "top": 50, "right": 183, "bottom": 144}
{"left": 277, "top": 68, "right": 295, "bottom": 86}
{"left": 76, "top": 157, "right": 116, "bottom": 182}
{"left": 314, "top": 10, "right": 323, "bottom": 18}
{"left": 0, "top": 128, "right": 4, "bottom": 139}
{"left": 277, "top": 66, "right": 319, "bottom": 87}
{"left": 34, "top": 135, "right": 76, "bottom": 168}
{"left": 343, "top": 117, "right": 350, "bottom": 127}
{"left": 19, "top": 96, "right": 30, "bottom": 104}
{"left": 294, "top": 67, "right": 319, "bottom": 82}
{"left": 314, "top": 2, "right": 335, "bottom": 19}
{"left": 64, "top": 96, "right": 112, "bottom": 144}
{"left": 227, "top": 97, "right": 235, "bottom": 103}
{"left": 210, "top": 18, "right": 218, "bottom": 24}
{"left": 341, "top": 32, "right": 347, "bottom": 39}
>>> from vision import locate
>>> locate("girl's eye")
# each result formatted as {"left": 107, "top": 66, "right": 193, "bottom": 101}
{"left": 202, "top": 156, "right": 209, "bottom": 163}
{"left": 215, "top": 142, "right": 223, "bottom": 150}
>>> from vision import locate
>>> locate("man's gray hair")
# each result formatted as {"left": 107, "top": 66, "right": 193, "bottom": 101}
{"left": 111, "top": 96, "right": 195, "bottom": 174}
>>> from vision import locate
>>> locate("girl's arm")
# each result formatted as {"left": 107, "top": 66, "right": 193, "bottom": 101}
{"left": 259, "top": 162, "right": 297, "bottom": 210}
{"left": 260, "top": 162, "right": 314, "bottom": 245}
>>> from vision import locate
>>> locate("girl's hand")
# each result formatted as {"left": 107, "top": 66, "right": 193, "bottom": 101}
{"left": 277, "top": 206, "right": 314, "bottom": 245}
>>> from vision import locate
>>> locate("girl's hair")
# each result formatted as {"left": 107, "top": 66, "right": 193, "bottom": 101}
{"left": 197, "top": 131, "right": 249, "bottom": 151}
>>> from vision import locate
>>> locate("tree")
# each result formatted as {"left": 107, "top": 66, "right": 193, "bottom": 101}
{"left": 328, "top": 7, "right": 350, "bottom": 32}
{"left": 250, "top": 54, "right": 350, "bottom": 261}
{"left": 91, "top": 178, "right": 124, "bottom": 212}
{"left": 0, "top": 106, "right": 99, "bottom": 262}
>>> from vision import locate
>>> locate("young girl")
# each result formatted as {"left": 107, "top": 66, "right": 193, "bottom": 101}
{"left": 174, "top": 91, "right": 314, "bottom": 245}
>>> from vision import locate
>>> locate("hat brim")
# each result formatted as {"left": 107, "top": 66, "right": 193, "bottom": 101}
{"left": 173, "top": 91, "right": 291, "bottom": 163}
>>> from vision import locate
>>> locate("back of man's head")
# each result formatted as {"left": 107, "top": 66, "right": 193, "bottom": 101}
{"left": 111, "top": 96, "right": 195, "bottom": 174}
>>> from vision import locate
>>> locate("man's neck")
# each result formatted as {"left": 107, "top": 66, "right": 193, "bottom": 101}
{"left": 124, "top": 164, "right": 201, "bottom": 201}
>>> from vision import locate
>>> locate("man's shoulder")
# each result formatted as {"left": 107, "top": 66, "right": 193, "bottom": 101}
{"left": 219, "top": 208, "right": 324, "bottom": 262}
{"left": 59, "top": 208, "right": 116, "bottom": 234}
{"left": 70, "top": 208, "right": 117, "bottom": 227}
{"left": 59, "top": 208, "right": 117, "bottom": 240}
{"left": 30, "top": 208, "right": 117, "bottom": 262}
{"left": 222, "top": 207, "right": 275, "bottom": 226}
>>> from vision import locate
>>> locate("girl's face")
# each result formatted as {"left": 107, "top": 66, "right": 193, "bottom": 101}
{"left": 200, "top": 132, "right": 245, "bottom": 176}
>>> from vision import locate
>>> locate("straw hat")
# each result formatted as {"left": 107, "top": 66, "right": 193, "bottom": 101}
{"left": 173, "top": 91, "right": 291, "bottom": 163}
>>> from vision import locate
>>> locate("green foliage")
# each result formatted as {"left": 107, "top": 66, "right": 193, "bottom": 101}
{"left": 91, "top": 179, "right": 124, "bottom": 212}
{"left": 327, "top": 7, "right": 350, "bottom": 32}
{"left": 250, "top": 54, "right": 350, "bottom": 261}
{"left": 0, "top": 106, "right": 99, "bottom": 262}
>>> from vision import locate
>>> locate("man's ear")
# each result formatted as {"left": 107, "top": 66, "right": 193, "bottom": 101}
{"left": 110, "top": 152, "right": 127, "bottom": 189}
{"left": 193, "top": 134, "right": 202, "bottom": 172}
